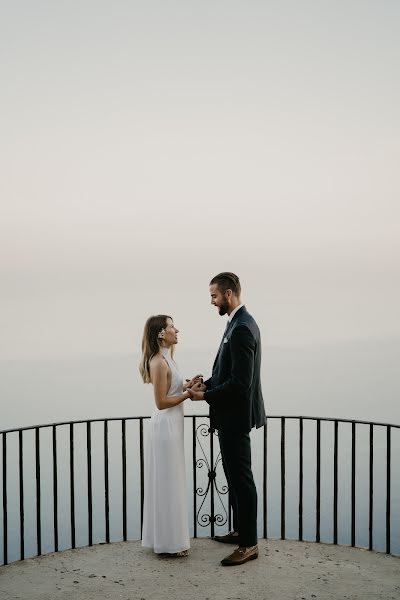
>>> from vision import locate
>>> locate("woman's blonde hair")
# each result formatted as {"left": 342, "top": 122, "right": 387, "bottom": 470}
{"left": 139, "top": 315, "right": 174, "bottom": 383}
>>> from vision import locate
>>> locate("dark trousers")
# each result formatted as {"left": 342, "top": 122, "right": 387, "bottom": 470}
{"left": 218, "top": 429, "right": 258, "bottom": 547}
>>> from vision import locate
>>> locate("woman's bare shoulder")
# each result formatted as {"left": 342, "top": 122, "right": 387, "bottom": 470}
{"left": 148, "top": 354, "right": 169, "bottom": 386}
{"left": 149, "top": 354, "right": 168, "bottom": 373}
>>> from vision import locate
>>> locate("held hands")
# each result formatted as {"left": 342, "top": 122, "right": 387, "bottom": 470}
{"left": 184, "top": 374, "right": 203, "bottom": 391}
{"left": 183, "top": 373, "right": 206, "bottom": 401}
{"left": 186, "top": 381, "right": 207, "bottom": 401}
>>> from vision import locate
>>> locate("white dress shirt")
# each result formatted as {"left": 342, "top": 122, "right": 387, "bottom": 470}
{"left": 228, "top": 303, "right": 244, "bottom": 322}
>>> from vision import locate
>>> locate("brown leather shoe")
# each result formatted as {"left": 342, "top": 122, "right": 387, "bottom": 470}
{"left": 213, "top": 531, "right": 240, "bottom": 544}
{"left": 221, "top": 545, "right": 259, "bottom": 566}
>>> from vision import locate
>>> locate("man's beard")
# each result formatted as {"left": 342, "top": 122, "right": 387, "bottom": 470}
{"left": 218, "top": 301, "right": 229, "bottom": 316}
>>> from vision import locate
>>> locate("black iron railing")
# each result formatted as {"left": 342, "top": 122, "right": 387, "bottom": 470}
{"left": 0, "top": 415, "right": 399, "bottom": 566}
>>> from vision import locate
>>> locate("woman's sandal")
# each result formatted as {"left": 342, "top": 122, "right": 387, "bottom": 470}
{"left": 174, "top": 549, "right": 189, "bottom": 557}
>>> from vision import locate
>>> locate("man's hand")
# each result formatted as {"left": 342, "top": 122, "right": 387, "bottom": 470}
{"left": 187, "top": 381, "right": 206, "bottom": 401}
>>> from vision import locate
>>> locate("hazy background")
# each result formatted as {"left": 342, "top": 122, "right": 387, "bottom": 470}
{"left": 1, "top": 1, "right": 399, "bottom": 429}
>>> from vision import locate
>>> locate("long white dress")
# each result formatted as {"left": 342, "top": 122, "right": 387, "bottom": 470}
{"left": 142, "top": 348, "right": 190, "bottom": 554}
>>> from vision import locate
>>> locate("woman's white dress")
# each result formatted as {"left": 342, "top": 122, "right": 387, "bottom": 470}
{"left": 142, "top": 349, "right": 190, "bottom": 553}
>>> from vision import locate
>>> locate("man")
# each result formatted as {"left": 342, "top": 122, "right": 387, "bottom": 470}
{"left": 188, "top": 272, "right": 266, "bottom": 566}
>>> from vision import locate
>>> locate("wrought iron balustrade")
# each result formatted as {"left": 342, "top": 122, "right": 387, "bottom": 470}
{"left": 1, "top": 415, "right": 399, "bottom": 566}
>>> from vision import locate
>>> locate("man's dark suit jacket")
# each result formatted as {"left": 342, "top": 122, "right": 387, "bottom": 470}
{"left": 203, "top": 306, "right": 266, "bottom": 433}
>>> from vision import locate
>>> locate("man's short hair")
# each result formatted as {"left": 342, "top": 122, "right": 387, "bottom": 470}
{"left": 210, "top": 272, "right": 241, "bottom": 296}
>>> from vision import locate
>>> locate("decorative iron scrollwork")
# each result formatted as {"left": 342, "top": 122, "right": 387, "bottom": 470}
{"left": 195, "top": 423, "right": 229, "bottom": 530}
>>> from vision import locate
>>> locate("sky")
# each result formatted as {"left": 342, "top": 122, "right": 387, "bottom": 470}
{"left": 1, "top": 0, "right": 400, "bottom": 362}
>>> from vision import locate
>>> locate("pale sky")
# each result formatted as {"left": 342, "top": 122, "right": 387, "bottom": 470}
{"left": 1, "top": 0, "right": 399, "bottom": 360}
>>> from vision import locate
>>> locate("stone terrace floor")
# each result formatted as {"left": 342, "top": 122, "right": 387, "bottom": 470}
{"left": 0, "top": 538, "right": 399, "bottom": 600}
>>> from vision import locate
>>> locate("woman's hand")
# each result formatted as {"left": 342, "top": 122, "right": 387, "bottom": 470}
{"left": 184, "top": 374, "right": 203, "bottom": 390}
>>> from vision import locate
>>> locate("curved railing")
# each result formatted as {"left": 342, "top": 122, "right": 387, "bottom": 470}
{"left": 1, "top": 415, "right": 399, "bottom": 565}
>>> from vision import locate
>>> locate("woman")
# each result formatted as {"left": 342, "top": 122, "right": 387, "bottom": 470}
{"left": 139, "top": 315, "right": 202, "bottom": 556}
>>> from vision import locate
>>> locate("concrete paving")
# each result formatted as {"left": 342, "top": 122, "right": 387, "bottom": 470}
{"left": 0, "top": 538, "right": 399, "bottom": 600}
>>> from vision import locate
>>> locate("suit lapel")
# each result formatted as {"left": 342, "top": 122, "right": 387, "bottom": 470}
{"left": 212, "top": 306, "right": 246, "bottom": 369}
{"left": 213, "top": 320, "right": 231, "bottom": 368}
